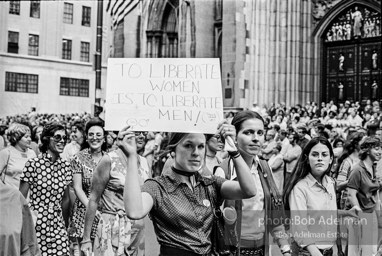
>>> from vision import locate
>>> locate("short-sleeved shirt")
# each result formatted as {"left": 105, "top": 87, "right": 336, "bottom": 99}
{"left": 20, "top": 153, "right": 72, "bottom": 256}
{"left": 347, "top": 161, "right": 379, "bottom": 213}
{"left": 0, "top": 146, "right": 36, "bottom": 189}
{"left": 142, "top": 171, "right": 226, "bottom": 254}
{"left": 289, "top": 174, "right": 337, "bottom": 249}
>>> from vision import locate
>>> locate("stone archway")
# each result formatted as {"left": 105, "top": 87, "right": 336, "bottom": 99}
{"left": 311, "top": 0, "right": 381, "bottom": 105}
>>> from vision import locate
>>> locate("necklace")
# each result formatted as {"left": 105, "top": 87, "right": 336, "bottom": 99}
{"left": 206, "top": 154, "right": 216, "bottom": 158}
{"left": 171, "top": 166, "right": 196, "bottom": 177}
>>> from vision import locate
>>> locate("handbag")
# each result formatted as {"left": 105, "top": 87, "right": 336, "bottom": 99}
{"left": 205, "top": 184, "right": 234, "bottom": 256}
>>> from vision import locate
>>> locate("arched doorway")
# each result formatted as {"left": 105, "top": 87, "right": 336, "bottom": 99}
{"left": 321, "top": 3, "right": 381, "bottom": 105}
{"left": 146, "top": 0, "right": 179, "bottom": 58}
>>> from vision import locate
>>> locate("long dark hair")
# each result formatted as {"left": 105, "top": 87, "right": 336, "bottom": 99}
{"left": 334, "top": 131, "right": 365, "bottom": 178}
{"left": 283, "top": 136, "right": 334, "bottom": 211}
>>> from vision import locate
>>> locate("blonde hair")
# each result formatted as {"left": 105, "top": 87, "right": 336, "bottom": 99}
{"left": 6, "top": 123, "right": 30, "bottom": 146}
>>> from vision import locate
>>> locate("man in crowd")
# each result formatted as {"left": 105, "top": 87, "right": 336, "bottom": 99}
{"left": 261, "top": 129, "right": 278, "bottom": 160}
{"left": 283, "top": 133, "right": 302, "bottom": 186}
{"left": 347, "top": 108, "right": 363, "bottom": 127}
{"left": 296, "top": 125, "right": 310, "bottom": 149}
{"left": 279, "top": 129, "right": 290, "bottom": 156}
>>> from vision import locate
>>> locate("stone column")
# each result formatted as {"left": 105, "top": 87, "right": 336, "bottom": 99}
{"left": 237, "top": 0, "right": 313, "bottom": 109}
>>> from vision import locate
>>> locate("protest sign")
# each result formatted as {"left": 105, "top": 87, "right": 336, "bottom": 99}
{"left": 104, "top": 58, "right": 224, "bottom": 133}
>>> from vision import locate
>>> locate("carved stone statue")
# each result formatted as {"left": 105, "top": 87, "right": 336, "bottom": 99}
{"left": 372, "top": 80, "right": 378, "bottom": 99}
{"left": 351, "top": 6, "right": 363, "bottom": 37}
{"left": 372, "top": 50, "right": 378, "bottom": 69}
{"left": 339, "top": 53, "right": 345, "bottom": 71}
{"left": 338, "top": 82, "right": 344, "bottom": 100}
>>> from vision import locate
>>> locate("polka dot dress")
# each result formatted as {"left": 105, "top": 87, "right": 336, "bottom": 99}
{"left": 21, "top": 153, "right": 72, "bottom": 256}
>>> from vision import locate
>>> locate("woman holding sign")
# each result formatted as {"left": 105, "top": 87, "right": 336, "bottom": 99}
{"left": 80, "top": 130, "right": 150, "bottom": 256}
{"left": 118, "top": 122, "right": 257, "bottom": 256}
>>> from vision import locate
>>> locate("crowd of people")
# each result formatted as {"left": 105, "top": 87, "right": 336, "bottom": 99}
{"left": 0, "top": 99, "right": 381, "bottom": 256}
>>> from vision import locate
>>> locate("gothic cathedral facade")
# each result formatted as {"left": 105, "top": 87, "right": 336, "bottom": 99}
{"left": 111, "top": 0, "right": 381, "bottom": 110}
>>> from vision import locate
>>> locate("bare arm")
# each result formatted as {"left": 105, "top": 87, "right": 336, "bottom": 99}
{"left": 270, "top": 158, "right": 283, "bottom": 171}
{"left": 217, "top": 122, "right": 257, "bottom": 200}
{"left": 19, "top": 181, "right": 30, "bottom": 199}
{"left": 336, "top": 181, "right": 349, "bottom": 192}
{"left": 283, "top": 153, "right": 298, "bottom": 163}
{"left": 73, "top": 173, "right": 89, "bottom": 207}
{"left": 220, "top": 155, "right": 256, "bottom": 200}
{"left": 122, "top": 151, "right": 154, "bottom": 220}
{"left": 82, "top": 154, "right": 111, "bottom": 241}
{"left": 347, "top": 188, "right": 362, "bottom": 212}
{"left": 117, "top": 128, "right": 154, "bottom": 220}
{"left": 61, "top": 186, "right": 70, "bottom": 228}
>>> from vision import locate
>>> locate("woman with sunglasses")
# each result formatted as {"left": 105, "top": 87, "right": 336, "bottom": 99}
{"left": 80, "top": 130, "right": 151, "bottom": 256}
{"left": 20, "top": 123, "right": 72, "bottom": 256}
{"left": 68, "top": 118, "right": 107, "bottom": 256}
{"left": 205, "top": 133, "right": 224, "bottom": 174}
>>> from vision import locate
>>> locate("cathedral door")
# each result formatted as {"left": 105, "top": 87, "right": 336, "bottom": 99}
{"left": 322, "top": 4, "right": 381, "bottom": 105}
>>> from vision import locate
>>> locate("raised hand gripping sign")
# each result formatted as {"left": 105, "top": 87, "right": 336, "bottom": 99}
{"left": 104, "top": 58, "right": 224, "bottom": 133}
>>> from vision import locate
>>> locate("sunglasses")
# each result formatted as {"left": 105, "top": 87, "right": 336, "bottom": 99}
{"left": 212, "top": 134, "right": 225, "bottom": 143}
{"left": 213, "top": 134, "right": 222, "bottom": 140}
{"left": 134, "top": 131, "right": 148, "bottom": 137}
{"left": 51, "top": 134, "right": 67, "bottom": 143}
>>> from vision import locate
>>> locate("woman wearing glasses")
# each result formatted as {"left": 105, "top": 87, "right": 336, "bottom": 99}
{"left": 81, "top": 130, "right": 150, "bottom": 256}
{"left": 68, "top": 118, "right": 106, "bottom": 256}
{"left": 205, "top": 133, "right": 224, "bottom": 173}
{"left": 20, "top": 123, "right": 72, "bottom": 256}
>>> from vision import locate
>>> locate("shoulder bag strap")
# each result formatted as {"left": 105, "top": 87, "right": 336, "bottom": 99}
{"left": 258, "top": 159, "right": 282, "bottom": 202}
{"left": 205, "top": 183, "right": 218, "bottom": 214}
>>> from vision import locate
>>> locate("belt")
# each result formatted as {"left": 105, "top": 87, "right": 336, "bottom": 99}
{"left": 240, "top": 238, "right": 265, "bottom": 248}
{"left": 160, "top": 245, "right": 211, "bottom": 256}
{"left": 239, "top": 246, "right": 265, "bottom": 256}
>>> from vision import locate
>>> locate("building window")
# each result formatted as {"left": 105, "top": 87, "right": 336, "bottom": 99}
{"left": 63, "top": 3, "right": 73, "bottom": 24}
{"left": 60, "top": 77, "right": 89, "bottom": 97}
{"left": 30, "top": 0, "right": 40, "bottom": 18}
{"left": 215, "top": 0, "right": 222, "bottom": 21}
{"left": 5, "top": 72, "right": 38, "bottom": 93}
{"left": 62, "top": 39, "right": 72, "bottom": 60}
{"left": 161, "top": 1, "right": 178, "bottom": 57}
{"left": 9, "top": 1, "right": 20, "bottom": 15}
{"left": 80, "top": 42, "right": 90, "bottom": 62}
{"left": 28, "top": 34, "right": 39, "bottom": 56}
{"left": 8, "top": 31, "right": 19, "bottom": 54}
{"left": 147, "top": 0, "right": 178, "bottom": 58}
{"left": 82, "top": 6, "right": 91, "bottom": 26}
